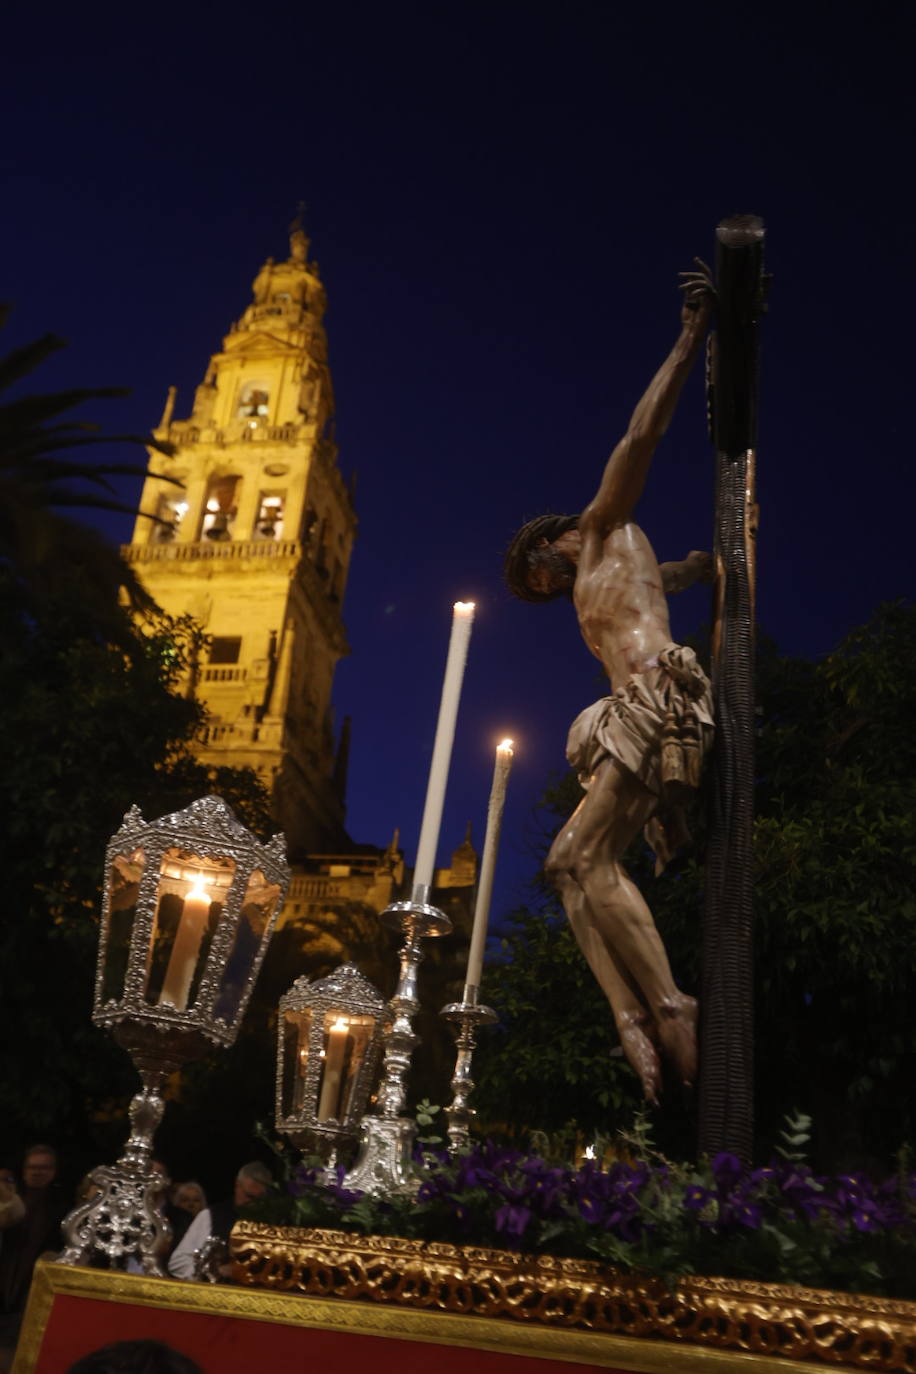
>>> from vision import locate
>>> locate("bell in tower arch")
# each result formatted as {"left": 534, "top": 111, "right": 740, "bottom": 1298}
{"left": 202, "top": 475, "right": 239, "bottom": 542}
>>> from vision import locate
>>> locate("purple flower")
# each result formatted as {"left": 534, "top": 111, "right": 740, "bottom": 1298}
{"left": 684, "top": 1184, "right": 715, "bottom": 1214}
{"left": 732, "top": 1202, "right": 763, "bottom": 1230}
{"left": 287, "top": 1163, "right": 322, "bottom": 1197}
{"left": 711, "top": 1152, "right": 744, "bottom": 1190}
{"left": 495, "top": 1203, "right": 532, "bottom": 1239}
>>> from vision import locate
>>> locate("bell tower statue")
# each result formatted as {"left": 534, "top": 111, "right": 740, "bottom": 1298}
{"left": 124, "top": 221, "right": 354, "bottom": 858}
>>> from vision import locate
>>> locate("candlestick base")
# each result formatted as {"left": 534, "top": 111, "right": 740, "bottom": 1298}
{"left": 441, "top": 998, "right": 498, "bottom": 1153}
{"left": 343, "top": 1114, "right": 419, "bottom": 1196}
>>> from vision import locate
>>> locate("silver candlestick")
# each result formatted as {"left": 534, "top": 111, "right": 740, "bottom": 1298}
{"left": 441, "top": 985, "right": 497, "bottom": 1152}
{"left": 344, "top": 885, "right": 451, "bottom": 1195}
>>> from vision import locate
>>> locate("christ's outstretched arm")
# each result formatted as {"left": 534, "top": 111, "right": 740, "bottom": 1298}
{"left": 578, "top": 273, "right": 712, "bottom": 555}
{"left": 660, "top": 550, "right": 714, "bottom": 594}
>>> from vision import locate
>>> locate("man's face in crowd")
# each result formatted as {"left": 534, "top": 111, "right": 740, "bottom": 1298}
{"left": 23, "top": 1151, "right": 56, "bottom": 1189}
{"left": 233, "top": 1175, "right": 266, "bottom": 1207}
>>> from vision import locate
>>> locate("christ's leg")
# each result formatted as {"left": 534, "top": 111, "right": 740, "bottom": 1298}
{"left": 550, "top": 868, "right": 661, "bottom": 1103}
{"left": 550, "top": 760, "right": 697, "bottom": 1089}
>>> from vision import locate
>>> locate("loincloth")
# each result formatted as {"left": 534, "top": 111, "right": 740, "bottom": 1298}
{"left": 565, "top": 644, "right": 714, "bottom": 873}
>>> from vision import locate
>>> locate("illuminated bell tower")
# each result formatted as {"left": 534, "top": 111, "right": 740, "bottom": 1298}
{"left": 125, "top": 222, "right": 354, "bottom": 859}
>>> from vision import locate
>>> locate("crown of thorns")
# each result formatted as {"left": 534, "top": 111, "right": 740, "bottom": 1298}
{"left": 503, "top": 513, "right": 579, "bottom": 601}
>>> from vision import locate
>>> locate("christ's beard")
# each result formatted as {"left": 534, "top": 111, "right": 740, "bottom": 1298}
{"left": 538, "top": 548, "right": 577, "bottom": 595}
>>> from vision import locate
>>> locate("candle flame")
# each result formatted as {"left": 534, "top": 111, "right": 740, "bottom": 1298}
{"left": 453, "top": 600, "right": 475, "bottom": 614}
{"left": 584, "top": 1144, "right": 597, "bottom": 1160}
{"left": 497, "top": 738, "right": 514, "bottom": 753}
{"left": 330, "top": 1017, "right": 349, "bottom": 1032}
{"left": 186, "top": 877, "right": 212, "bottom": 904}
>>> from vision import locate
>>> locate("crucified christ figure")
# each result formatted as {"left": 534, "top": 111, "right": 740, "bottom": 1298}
{"left": 504, "top": 268, "right": 714, "bottom": 1103}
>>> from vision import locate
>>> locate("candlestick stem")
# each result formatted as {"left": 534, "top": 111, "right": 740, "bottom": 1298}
{"left": 343, "top": 896, "right": 451, "bottom": 1195}
{"left": 441, "top": 999, "right": 498, "bottom": 1152}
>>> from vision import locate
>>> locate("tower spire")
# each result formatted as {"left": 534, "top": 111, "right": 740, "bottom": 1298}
{"left": 289, "top": 201, "right": 309, "bottom": 264}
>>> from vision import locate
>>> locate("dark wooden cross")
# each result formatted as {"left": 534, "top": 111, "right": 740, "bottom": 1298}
{"left": 699, "top": 214, "right": 766, "bottom": 1163}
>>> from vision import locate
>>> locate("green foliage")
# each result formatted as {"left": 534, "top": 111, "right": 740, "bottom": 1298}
{"left": 474, "top": 903, "right": 643, "bottom": 1135}
{"left": 415, "top": 1098, "right": 444, "bottom": 1147}
{"left": 774, "top": 1110, "right": 813, "bottom": 1166}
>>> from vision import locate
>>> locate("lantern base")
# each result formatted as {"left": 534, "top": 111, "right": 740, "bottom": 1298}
{"left": 342, "top": 1114, "right": 419, "bottom": 1197}
{"left": 57, "top": 1162, "right": 172, "bottom": 1274}
{"left": 58, "top": 1086, "right": 170, "bottom": 1273}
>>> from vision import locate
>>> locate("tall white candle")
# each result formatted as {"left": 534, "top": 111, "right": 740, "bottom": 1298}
{"left": 413, "top": 601, "right": 475, "bottom": 894}
{"left": 464, "top": 738, "right": 514, "bottom": 998}
{"left": 160, "top": 877, "right": 212, "bottom": 1011}
{"left": 317, "top": 1017, "right": 350, "bottom": 1122}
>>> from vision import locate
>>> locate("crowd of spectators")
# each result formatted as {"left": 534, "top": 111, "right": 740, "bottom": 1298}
{"left": 0, "top": 1145, "right": 272, "bottom": 1372}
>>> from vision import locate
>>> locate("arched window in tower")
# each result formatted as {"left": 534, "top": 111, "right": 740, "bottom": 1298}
{"left": 314, "top": 518, "right": 329, "bottom": 577}
{"left": 201, "top": 475, "right": 240, "bottom": 542}
{"left": 253, "top": 491, "right": 286, "bottom": 541}
{"left": 151, "top": 490, "right": 190, "bottom": 543}
{"left": 236, "top": 382, "right": 270, "bottom": 421}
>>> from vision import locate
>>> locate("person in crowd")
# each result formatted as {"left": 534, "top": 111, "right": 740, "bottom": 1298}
{"left": 165, "top": 1183, "right": 207, "bottom": 1251}
{"left": 168, "top": 1162, "right": 271, "bottom": 1281}
{"left": 67, "top": 1339, "right": 202, "bottom": 1374}
{"left": 0, "top": 1173, "right": 24, "bottom": 1234}
{"left": 0, "top": 1145, "right": 68, "bottom": 1366}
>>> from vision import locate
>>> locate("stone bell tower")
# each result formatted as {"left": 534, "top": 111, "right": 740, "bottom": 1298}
{"left": 124, "top": 219, "right": 354, "bottom": 859}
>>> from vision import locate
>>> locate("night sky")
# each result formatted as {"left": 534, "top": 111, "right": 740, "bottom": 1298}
{"left": 4, "top": 3, "right": 914, "bottom": 921}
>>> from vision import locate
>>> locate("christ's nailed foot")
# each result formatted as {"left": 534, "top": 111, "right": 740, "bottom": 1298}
{"left": 617, "top": 1010, "right": 662, "bottom": 1106}
{"left": 656, "top": 993, "right": 698, "bottom": 1090}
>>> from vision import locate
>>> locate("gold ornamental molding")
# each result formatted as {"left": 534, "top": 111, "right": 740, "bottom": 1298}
{"left": 230, "top": 1222, "right": 916, "bottom": 1373}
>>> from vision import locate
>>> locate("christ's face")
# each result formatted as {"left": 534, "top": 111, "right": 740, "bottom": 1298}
{"left": 527, "top": 537, "right": 578, "bottom": 599}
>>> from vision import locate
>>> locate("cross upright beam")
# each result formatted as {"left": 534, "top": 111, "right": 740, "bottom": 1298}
{"left": 699, "top": 214, "right": 766, "bottom": 1164}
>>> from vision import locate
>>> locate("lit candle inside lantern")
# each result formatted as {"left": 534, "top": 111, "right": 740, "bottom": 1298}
{"left": 463, "top": 738, "right": 514, "bottom": 1000}
{"left": 160, "top": 877, "right": 212, "bottom": 1011}
{"left": 413, "top": 601, "right": 475, "bottom": 896}
{"left": 317, "top": 1017, "right": 350, "bottom": 1121}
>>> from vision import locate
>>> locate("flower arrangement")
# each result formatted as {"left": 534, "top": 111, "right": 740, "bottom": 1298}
{"left": 248, "top": 1116, "right": 916, "bottom": 1300}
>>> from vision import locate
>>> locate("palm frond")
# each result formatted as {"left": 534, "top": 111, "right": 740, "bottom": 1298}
{"left": 0, "top": 387, "right": 130, "bottom": 431}
{"left": 0, "top": 316, "right": 175, "bottom": 626}
{"left": 1, "top": 440, "right": 179, "bottom": 481}
{"left": 0, "top": 333, "right": 68, "bottom": 393}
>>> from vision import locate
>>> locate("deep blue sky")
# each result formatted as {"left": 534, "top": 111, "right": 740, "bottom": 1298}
{"left": 3, "top": 2, "right": 913, "bottom": 922}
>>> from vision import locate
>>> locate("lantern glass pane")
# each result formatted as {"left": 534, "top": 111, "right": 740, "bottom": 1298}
{"left": 102, "top": 848, "right": 145, "bottom": 1003}
{"left": 213, "top": 868, "right": 281, "bottom": 1024}
{"left": 282, "top": 1009, "right": 312, "bottom": 1115}
{"left": 146, "top": 849, "right": 232, "bottom": 1009}
{"left": 337, "top": 1014, "right": 378, "bottom": 1120}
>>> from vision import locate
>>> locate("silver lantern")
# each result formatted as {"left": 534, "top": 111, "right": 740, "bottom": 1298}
{"left": 276, "top": 964, "right": 386, "bottom": 1167}
{"left": 58, "top": 795, "right": 290, "bottom": 1274}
